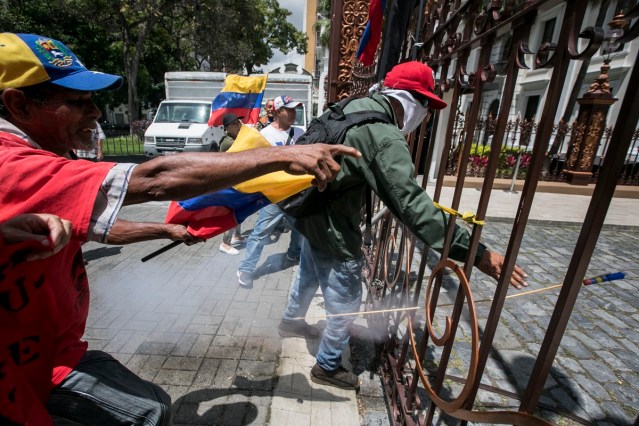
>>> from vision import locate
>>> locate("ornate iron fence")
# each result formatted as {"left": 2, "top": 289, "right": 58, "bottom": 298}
{"left": 328, "top": 0, "right": 639, "bottom": 424}
{"left": 443, "top": 117, "right": 639, "bottom": 184}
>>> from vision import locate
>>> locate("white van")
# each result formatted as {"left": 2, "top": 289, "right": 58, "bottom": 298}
{"left": 143, "top": 71, "right": 313, "bottom": 157}
{"left": 143, "top": 100, "right": 222, "bottom": 156}
{"left": 144, "top": 72, "right": 226, "bottom": 157}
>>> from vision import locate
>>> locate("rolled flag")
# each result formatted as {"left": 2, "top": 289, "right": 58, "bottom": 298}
{"left": 356, "top": 0, "right": 386, "bottom": 66}
{"left": 164, "top": 125, "right": 312, "bottom": 239}
{"left": 208, "top": 74, "right": 267, "bottom": 127}
{"left": 582, "top": 272, "right": 625, "bottom": 286}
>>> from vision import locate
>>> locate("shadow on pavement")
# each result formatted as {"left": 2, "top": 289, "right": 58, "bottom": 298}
{"left": 83, "top": 246, "right": 122, "bottom": 263}
{"left": 172, "top": 373, "right": 349, "bottom": 425}
{"left": 173, "top": 388, "right": 258, "bottom": 425}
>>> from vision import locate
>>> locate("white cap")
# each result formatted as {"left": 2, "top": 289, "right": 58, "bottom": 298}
{"left": 274, "top": 95, "right": 302, "bottom": 110}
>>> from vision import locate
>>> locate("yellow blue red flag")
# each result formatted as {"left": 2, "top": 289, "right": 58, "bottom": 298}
{"left": 208, "top": 74, "right": 268, "bottom": 126}
{"left": 165, "top": 125, "right": 312, "bottom": 239}
{"left": 356, "top": 0, "right": 386, "bottom": 66}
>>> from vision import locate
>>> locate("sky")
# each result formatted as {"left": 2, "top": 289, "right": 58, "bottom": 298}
{"left": 265, "top": 0, "right": 306, "bottom": 72}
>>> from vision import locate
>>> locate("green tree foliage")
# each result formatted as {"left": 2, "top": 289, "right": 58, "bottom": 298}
{"left": 314, "top": 0, "right": 331, "bottom": 48}
{"left": 0, "top": 0, "right": 127, "bottom": 115}
{"left": 106, "top": 0, "right": 184, "bottom": 121}
{"left": 1, "top": 0, "right": 306, "bottom": 121}
{"left": 192, "top": 0, "right": 307, "bottom": 73}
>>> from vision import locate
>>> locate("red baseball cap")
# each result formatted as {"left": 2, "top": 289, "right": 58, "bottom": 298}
{"left": 384, "top": 61, "right": 447, "bottom": 110}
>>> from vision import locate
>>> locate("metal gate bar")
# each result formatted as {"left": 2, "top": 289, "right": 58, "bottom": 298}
{"left": 326, "top": 0, "right": 638, "bottom": 424}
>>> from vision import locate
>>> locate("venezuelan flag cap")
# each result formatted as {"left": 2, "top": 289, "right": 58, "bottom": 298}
{"left": 0, "top": 33, "right": 123, "bottom": 91}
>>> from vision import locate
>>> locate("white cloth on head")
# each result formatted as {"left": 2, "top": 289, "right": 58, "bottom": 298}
{"left": 380, "top": 89, "right": 428, "bottom": 135}
{"left": 368, "top": 82, "right": 382, "bottom": 94}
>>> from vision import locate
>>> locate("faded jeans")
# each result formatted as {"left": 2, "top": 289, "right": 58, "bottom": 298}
{"left": 238, "top": 203, "right": 302, "bottom": 273}
{"left": 47, "top": 350, "right": 172, "bottom": 426}
{"left": 282, "top": 238, "right": 364, "bottom": 371}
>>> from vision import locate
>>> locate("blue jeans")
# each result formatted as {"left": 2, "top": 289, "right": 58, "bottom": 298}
{"left": 238, "top": 203, "right": 302, "bottom": 273}
{"left": 282, "top": 238, "right": 364, "bottom": 371}
{"left": 47, "top": 351, "right": 172, "bottom": 426}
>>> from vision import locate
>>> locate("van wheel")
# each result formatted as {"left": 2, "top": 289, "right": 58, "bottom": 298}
{"left": 210, "top": 143, "right": 219, "bottom": 152}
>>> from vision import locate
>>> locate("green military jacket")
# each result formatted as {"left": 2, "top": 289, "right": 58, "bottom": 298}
{"left": 295, "top": 93, "right": 486, "bottom": 264}
{"left": 219, "top": 135, "right": 235, "bottom": 153}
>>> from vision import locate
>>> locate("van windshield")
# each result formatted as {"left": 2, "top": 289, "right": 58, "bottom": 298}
{"left": 154, "top": 103, "right": 211, "bottom": 124}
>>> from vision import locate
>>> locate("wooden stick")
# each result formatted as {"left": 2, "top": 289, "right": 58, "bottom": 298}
{"left": 503, "top": 283, "right": 563, "bottom": 299}
{"left": 292, "top": 283, "right": 565, "bottom": 321}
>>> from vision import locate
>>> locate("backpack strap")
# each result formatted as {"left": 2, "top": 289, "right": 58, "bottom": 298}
{"left": 363, "top": 183, "right": 373, "bottom": 249}
{"left": 285, "top": 127, "right": 295, "bottom": 145}
{"left": 326, "top": 96, "right": 392, "bottom": 129}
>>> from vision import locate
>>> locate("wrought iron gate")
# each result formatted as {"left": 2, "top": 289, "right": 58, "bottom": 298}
{"left": 327, "top": 0, "right": 638, "bottom": 424}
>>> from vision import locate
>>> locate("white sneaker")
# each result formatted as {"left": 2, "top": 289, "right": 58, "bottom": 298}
{"left": 219, "top": 243, "right": 239, "bottom": 255}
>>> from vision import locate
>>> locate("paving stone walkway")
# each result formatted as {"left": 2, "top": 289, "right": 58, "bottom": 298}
{"left": 81, "top": 191, "right": 638, "bottom": 425}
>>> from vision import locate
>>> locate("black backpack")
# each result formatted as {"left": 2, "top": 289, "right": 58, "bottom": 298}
{"left": 278, "top": 97, "right": 392, "bottom": 218}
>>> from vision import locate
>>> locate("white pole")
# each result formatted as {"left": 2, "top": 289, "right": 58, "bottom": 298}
{"left": 507, "top": 151, "right": 522, "bottom": 193}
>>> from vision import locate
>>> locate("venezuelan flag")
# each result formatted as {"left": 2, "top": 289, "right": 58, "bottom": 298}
{"left": 165, "top": 125, "right": 312, "bottom": 239}
{"left": 208, "top": 74, "right": 268, "bottom": 126}
{"left": 356, "top": 0, "right": 386, "bottom": 66}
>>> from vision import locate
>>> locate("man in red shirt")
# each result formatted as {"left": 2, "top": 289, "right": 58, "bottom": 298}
{"left": 0, "top": 214, "right": 73, "bottom": 424}
{"left": 0, "top": 32, "right": 360, "bottom": 425}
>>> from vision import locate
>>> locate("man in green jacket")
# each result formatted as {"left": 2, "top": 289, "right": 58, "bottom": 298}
{"left": 277, "top": 61, "right": 528, "bottom": 390}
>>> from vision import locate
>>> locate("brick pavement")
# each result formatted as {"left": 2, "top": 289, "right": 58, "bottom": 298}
{"left": 458, "top": 219, "right": 639, "bottom": 424}
{"left": 81, "top": 196, "right": 638, "bottom": 425}
{"left": 83, "top": 202, "right": 305, "bottom": 425}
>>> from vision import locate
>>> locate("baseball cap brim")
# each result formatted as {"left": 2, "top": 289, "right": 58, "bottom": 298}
{"left": 282, "top": 101, "right": 302, "bottom": 108}
{"left": 223, "top": 115, "right": 244, "bottom": 127}
{"left": 415, "top": 89, "right": 447, "bottom": 110}
{"left": 50, "top": 70, "right": 123, "bottom": 91}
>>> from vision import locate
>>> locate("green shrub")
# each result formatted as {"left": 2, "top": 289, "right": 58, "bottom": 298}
{"left": 103, "top": 136, "right": 143, "bottom": 155}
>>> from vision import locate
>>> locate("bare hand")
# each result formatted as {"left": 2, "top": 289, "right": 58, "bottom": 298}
{"left": 166, "top": 224, "right": 205, "bottom": 246}
{"left": 477, "top": 250, "right": 528, "bottom": 289}
{"left": 281, "top": 144, "right": 361, "bottom": 191}
{"left": 1, "top": 213, "right": 73, "bottom": 260}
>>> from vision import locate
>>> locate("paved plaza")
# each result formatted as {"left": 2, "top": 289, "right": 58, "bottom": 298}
{"left": 80, "top": 187, "right": 639, "bottom": 425}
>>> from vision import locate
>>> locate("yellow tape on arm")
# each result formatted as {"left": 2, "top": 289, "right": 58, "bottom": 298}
{"left": 433, "top": 202, "right": 485, "bottom": 226}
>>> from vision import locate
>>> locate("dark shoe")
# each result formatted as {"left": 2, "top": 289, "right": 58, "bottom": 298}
{"left": 237, "top": 270, "right": 253, "bottom": 287}
{"left": 311, "top": 364, "right": 359, "bottom": 390}
{"left": 278, "top": 320, "right": 320, "bottom": 339}
{"left": 230, "top": 235, "right": 245, "bottom": 245}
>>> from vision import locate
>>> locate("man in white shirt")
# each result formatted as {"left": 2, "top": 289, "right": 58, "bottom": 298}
{"left": 237, "top": 95, "right": 307, "bottom": 288}
{"left": 75, "top": 122, "right": 104, "bottom": 161}
{"left": 259, "top": 96, "right": 305, "bottom": 145}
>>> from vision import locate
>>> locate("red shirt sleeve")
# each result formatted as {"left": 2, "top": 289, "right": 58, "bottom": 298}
{"left": 0, "top": 134, "right": 116, "bottom": 240}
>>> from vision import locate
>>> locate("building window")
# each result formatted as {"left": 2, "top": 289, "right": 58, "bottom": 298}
{"left": 534, "top": 17, "right": 557, "bottom": 65}
{"left": 501, "top": 35, "right": 513, "bottom": 61}
{"left": 541, "top": 17, "right": 556, "bottom": 45}
{"left": 524, "top": 95, "right": 540, "bottom": 121}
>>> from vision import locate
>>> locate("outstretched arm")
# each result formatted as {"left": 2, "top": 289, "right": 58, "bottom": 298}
{"left": 106, "top": 219, "right": 204, "bottom": 245}
{"left": 124, "top": 144, "right": 361, "bottom": 205}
